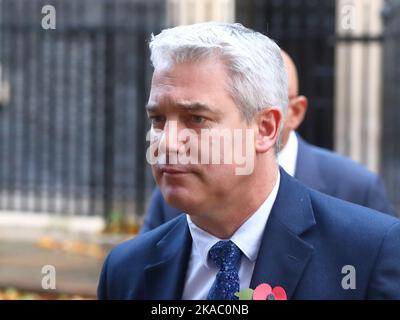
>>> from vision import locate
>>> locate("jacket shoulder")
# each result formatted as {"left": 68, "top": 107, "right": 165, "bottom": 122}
{"left": 306, "top": 143, "right": 378, "bottom": 184}
{"left": 98, "top": 216, "right": 186, "bottom": 299}
{"left": 108, "top": 215, "right": 184, "bottom": 266}
{"left": 308, "top": 188, "right": 399, "bottom": 242}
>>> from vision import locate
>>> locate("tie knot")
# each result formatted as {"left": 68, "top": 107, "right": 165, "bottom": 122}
{"left": 208, "top": 240, "right": 241, "bottom": 271}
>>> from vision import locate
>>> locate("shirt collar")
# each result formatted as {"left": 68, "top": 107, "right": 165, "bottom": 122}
{"left": 187, "top": 172, "right": 281, "bottom": 268}
{"left": 278, "top": 130, "right": 298, "bottom": 177}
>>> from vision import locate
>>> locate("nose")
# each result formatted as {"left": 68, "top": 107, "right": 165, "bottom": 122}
{"left": 158, "top": 120, "right": 185, "bottom": 163}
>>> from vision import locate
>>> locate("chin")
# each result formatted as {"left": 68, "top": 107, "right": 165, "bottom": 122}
{"left": 162, "top": 186, "right": 200, "bottom": 213}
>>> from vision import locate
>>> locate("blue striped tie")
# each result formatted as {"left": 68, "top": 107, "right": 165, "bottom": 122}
{"left": 207, "top": 240, "right": 242, "bottom": 300}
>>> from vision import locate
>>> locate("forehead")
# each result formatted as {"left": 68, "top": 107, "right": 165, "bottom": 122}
{"left": 148, "top": 58, "right": 232, "bottom": 109}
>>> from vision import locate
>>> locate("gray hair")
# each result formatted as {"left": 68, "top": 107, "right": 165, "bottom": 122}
{"left": 149, "top": 22, "right": 288, "bottom": 146}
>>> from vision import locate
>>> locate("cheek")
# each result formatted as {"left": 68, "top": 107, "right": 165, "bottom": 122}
{"left": 200, "top": 164, "right": 246, "bottom": 198}
{"left": 197, "top": 131, "right": 234, "bottom": 165}
{"left": 202, "top": 163, "right": 238, "bottom": 183}
{"left": 151, "top": 166, "right": 162, "bottom": 184}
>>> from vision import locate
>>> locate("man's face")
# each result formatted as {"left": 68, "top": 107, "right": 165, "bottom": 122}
{"left": 146, "top": 58, "right": 255, "bottom": 216}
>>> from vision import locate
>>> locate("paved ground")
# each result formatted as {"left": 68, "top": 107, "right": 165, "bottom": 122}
{"left": 0, "top": 227, "right": 133, "bottom": 298}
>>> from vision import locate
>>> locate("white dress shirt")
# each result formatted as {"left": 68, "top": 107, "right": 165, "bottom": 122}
{"left": 277, "top": 130, "right": 298, "bottom": 177}
{"left": 182, "top": 173, "right": 281, "bottom": 300}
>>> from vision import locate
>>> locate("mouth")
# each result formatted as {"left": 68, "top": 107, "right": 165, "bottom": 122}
{"left": 158, "top": 165, "right": 192, "bottom": 175}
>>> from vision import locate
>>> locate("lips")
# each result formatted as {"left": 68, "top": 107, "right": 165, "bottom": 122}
{"left": 158, "top": 165, "right": 192, "bottom": 175}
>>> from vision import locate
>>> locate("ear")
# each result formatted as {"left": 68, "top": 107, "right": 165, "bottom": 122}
{"left": 254, "top": 106, "right": 283, "bottom": 153}
{"left": 286, "top": 95, "right": 308, "bottom": 131}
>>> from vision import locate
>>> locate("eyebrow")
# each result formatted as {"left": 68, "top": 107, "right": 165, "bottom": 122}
{"left": 146, "top": 101, "right": 223, "bottom": 117}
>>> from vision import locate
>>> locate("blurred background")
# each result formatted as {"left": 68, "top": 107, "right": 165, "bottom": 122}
{"left": 0, "top": 0, "right": 399, "bottom": 299}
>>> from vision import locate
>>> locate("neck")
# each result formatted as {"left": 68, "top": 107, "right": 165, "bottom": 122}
{"left": 190, "top": 158, "right": 279, "bottom": 239}
{"left": 280, "top": 130, "right": 292, "bottom": 150}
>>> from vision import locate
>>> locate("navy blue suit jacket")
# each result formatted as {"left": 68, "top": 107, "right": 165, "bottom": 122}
{"left": 140, "top": 135, "right": 395, "bottom": 233}
{"left": 98, "top": 169, "right": 400, "bottom": 299}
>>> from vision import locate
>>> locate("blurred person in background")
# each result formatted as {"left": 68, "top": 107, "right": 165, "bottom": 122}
{"left": 140, "top": 50, "right": 396, "bottom": 234}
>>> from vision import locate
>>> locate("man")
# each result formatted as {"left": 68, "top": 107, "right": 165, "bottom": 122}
{"left": 98, "top": 22, "right": 400, "bottom": 299}
{"left": 139, "top": 50, "right": 395, "bottom": 234}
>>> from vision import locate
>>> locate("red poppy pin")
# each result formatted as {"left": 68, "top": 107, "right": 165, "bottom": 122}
{"left": 235, "top": 283, "right": 287, "bottom": 300}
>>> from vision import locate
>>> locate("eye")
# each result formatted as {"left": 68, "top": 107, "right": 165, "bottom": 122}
{"left": 149, "top": 115, "right": 165, "bottom": 126}
{"left": 190, "top": 115, "right": 206, "bottom": 124}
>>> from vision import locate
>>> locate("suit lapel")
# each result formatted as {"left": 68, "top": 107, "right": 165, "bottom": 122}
{"left": 250, "top": 169, "right": 316, "bottom": 299}
{"left": 144, "top": 215, "right": 192, "bottom": 299}
{"left": 144, "top": 169, "right": 316, "bottom": 300}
